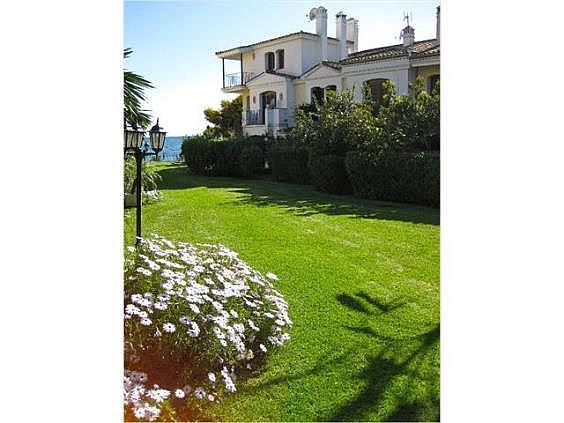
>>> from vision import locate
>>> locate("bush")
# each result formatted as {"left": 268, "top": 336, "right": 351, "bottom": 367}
{"left": 124, "top": 235, "right": 292, "bottom": 421}
{"left": 124, "top": 155, "right": 162, "bottom": 203}
{"left": 182, "top": 135, "right": 268, "bottom": 178}
{"left": 373, "top": 79, "right": 440, "bottom": 152}
{"left": 269, "top": 140, "right": 311, "bottom": 184}
{"left": 310, "top": 154, "right": 352, "bottom": 195}
{"left": 238, "top": 144, "right": 264, "bottom": 177}
{"left": 345, "top": 150, "right": 439, "bottom": 207}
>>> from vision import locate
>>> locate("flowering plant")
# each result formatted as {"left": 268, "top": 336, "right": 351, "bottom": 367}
{"left": 124, "top": 235, "right": 292, "bottom": 421}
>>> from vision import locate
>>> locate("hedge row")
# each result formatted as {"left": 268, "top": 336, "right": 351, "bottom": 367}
{"left": 183, "top": 135, "right": 439, "bottom": 208}
{"left": 182, "top": 135, "right": 267, "bottom": 178}
{"left": 345, "top": 150, "right": 440, "bottom": 208}
{"left": 268, "top": 141, "right": 311, "bottom": 185}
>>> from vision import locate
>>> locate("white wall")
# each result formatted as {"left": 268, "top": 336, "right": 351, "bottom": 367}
{"left": 243, "top": 39, "right": 303, "bottom": 77}
{"left": 342, "top": 59, "right": 411, "bottom": 99}
{"left": 300, "top": 38, "right": 342, "bottom": 75}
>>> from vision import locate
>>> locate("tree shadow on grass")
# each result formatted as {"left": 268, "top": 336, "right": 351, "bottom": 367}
{"left": 156, "top": 165, "right": 439, "bottom": 226}
{"left": 330, "top": 291, "right": 440, "bottom": 422}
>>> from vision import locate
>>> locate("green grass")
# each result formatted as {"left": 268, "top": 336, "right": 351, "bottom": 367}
{"left": 125, "top": 162, "right": 440, "bottom": 422}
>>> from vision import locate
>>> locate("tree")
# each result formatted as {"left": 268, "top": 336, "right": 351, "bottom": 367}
{"left": 203, "top": 96, "right": 243, "bottom": 138}
{"left": 124, "top": 48, "right": 153, "bottom": 127}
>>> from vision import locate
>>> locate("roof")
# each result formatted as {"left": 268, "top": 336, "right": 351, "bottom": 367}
{"left": 339, "top": 38, "right": 439, "bottom": 65}
{"left": 300, "top": 60, "right": 342, "bottom": 78}
{"left": 215, "top": 31, "right": 353, "bottom": 57}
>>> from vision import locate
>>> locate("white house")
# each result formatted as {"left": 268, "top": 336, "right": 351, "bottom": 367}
{"left": 216, "top": 5, "right": 440, "bottom": 138}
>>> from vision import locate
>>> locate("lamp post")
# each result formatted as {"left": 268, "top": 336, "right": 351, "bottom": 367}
{"left": 124, "top": 118, "right": 167, "bottom": 244}
{"left": 149, "top": 118, "right": 167, "bottom": 160}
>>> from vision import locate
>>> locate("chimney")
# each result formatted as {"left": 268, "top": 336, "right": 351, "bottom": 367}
{"left": 400, "top": 25, "right": 415, "bottom": 47}
{"left": 346, "top": 18, "right": 359, "bottom": 53}
{"left": 336, "top": 12, "right": 347, "bottom": 60}
{"left": 436, "top": 6, "right": 440, "bottom": 42}
{"left": 310, "top": 6, "right": 328, "bottom": 61}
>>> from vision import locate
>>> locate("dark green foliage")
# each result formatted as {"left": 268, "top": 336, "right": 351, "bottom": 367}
{"left": 182, "top": 135, "right": 267, "bottom": 178}
{"left": 203, "top": 96, "right": 243, "bottom": 137}
{"left": 374, "top": 79, "right": 440, "bottom": 152}
{"left": 269, "top": 139, "right": 311, "bottom": 184}
{"left": 345, "top": 150, "right": 440, "bottom": 207}
{"left": 238, "top": 144, "right": 264, "bottom": 177}
{"left": 310, "top": 154, "right": 352, "bottom": 195}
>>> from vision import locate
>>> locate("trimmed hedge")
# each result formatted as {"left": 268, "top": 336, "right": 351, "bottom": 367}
{"left": 310, "top": 154, "right": 352, "bottom": 195}
{"left": 345, "top": 150, "right": 439, "bottom": 207}
{"left": 182, "top": 135, "right": 268, "bottom": 178}
{"left": 269, "top": 140, "right": 311, "bottom": 184}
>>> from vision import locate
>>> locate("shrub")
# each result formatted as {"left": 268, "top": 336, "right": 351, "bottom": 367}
{"left": 124, "top": 235, "right": 292, "bottom": 421}
{"left": 291, "top": 90, "right": 379, "bottom": 158}
{"left": 309, "top": 154, "right": 352, "bottom": 195}
{"left": 124, "top": 155, "right": 162, "bottom": 203}
{"left": 269, "top": 140, "right": 311, "bottom": 184}
{"left": 182, "top": 135, "right": 268, "bottom": 178}
{"left": 238, "top": 144, "right": 264, "bottom": 177}
{"left": 373, "top": 79, "right": 440, "bottom": 152}
{"left": 182, "top": 135, "right": 223, "bottom": 176}
{"left": 345, "top": 150, "right": 439, "bottom": 207}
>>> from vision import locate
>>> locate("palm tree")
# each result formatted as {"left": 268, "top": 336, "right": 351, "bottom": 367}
{"left": 124, "top": 48, "right": 153, "bottom": 128}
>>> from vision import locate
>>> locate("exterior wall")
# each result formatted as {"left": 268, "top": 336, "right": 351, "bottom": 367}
{"left": 342, "top": 58, "right": 411, "bottom": 99}
{"left": 294, "top": 81, "right": 307, "bottom": 106}
{"left": 413, "top": 64, "right": 440, "bottom": 91}
{"left": 243, "top": 125, "right": 267, "bottom": 136}
{"left": 243, "top": 39, "right": 303, "bottom": 77}
{"left": 300, "top": 38, "right": 342, "bottom": 75}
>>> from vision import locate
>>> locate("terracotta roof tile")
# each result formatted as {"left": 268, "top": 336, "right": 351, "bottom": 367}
{"left": 339, "top": 39, "right": 439, "bottom": 65}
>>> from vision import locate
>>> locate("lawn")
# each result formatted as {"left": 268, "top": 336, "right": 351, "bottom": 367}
{"left": 124, "top": 162, "right": 440, "bottom": 422}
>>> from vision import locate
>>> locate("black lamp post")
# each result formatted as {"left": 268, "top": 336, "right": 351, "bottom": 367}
{"left": 150, "top": 118, "right": 167, "bottom": 160}
{"left": 124, "top": 118, "right": 166, "bottom": 244}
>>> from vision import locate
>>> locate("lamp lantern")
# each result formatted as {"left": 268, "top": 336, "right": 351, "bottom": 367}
{"left": 149, "top": 118, "right": 167, "bottom": 156}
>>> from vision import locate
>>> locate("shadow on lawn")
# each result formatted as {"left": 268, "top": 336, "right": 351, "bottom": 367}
{"left": 332, "top": 291, "right": 440, "bottom": 422}
{"left": 156, "top": 165, "right": 439, "bottom": 226}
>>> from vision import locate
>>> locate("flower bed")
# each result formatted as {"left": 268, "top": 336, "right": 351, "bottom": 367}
{"left": 124, "top": 235, "right": 292, "bottom": 421}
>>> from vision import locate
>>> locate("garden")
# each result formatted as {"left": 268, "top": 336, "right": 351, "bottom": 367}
{"left": 124, "top": 50, "right": 439, "bottom": 421}
{"left": 124, "top": 163, "right": 440, "bottom": 421}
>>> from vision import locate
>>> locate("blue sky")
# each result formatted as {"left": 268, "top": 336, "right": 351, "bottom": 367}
{"left": 125, "top": 0, "right": 439, "bottom": 135}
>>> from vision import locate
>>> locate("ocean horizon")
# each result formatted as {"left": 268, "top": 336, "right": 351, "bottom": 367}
{"left": 143, "top": 135, "right": 185, "bottom": 161}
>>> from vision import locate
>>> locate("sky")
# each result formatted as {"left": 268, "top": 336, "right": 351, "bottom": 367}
{"left": 125, "top": 0, "right": 439, "bottom": 136}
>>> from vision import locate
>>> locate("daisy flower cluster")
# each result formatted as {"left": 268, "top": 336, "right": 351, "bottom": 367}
{"left": 124, "top": 235, "right": 292, "bottom": 421}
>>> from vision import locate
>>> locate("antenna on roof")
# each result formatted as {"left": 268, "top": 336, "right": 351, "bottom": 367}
{"left": 403, "top": 12, "right": 411, "bottom": 27}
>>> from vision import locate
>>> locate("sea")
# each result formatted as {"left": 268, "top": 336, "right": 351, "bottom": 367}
{"left": 143, "top": 136, "right": 184, "bottom": 161}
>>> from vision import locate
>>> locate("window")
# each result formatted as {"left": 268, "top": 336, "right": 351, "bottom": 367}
{"left": 428, "top": 74, "right": 440, "bottom": 93}
{"left": 276, "top": 49, "right": 285, "bottom": 69}
{"left": 311, "top": 87, "right": 324, "bottom": 104}
{"left": 363, "top": 79, "right": 388, "bottom": 104}
{"left": 265, "top": 52, "right": 275, "bottom": 71}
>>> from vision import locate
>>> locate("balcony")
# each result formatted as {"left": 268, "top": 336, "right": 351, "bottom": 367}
{"left": 245, "top": 109, "right": 264, "bottom": 126}
{"left": 222, "top": 72, "right": 255, "bottom": 93}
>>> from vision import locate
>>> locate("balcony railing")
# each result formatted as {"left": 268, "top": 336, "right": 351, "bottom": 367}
{"left": 224, "top": 72, "right": 255, "bottom": 89}
{"left": 245, "top": 109, "right": 264, "bottom": 125}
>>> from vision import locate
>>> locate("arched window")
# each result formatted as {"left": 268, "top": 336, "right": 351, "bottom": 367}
{"left": 265, "top": 52, "right": 275, "bottom": 71}
{"left": 276, "top": 49, "right": 285, "bottom": 69}
{"left": 311, "top": 87, "right": 324, "bottom": 104}
{"left": 428, "top": 74, "right": 440, "bottom": 93}
{"left": 363, "top": 78, "right": 388, "bottom": 104}
{"left": 325, "top": 85, "right": 337, "bottom": 98}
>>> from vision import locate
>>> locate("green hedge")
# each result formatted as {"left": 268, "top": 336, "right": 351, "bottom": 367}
{"left": 310, "top": 154, "right": 352, "bottom": 195}
{"left": 345, "top": 150, "right": 439, "bottom": 207}
{"left": 269, "top": 140, "right": 311, "bottom": 184}
{"left": 182, "top": 135, "right": 267, "bottom": 178}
